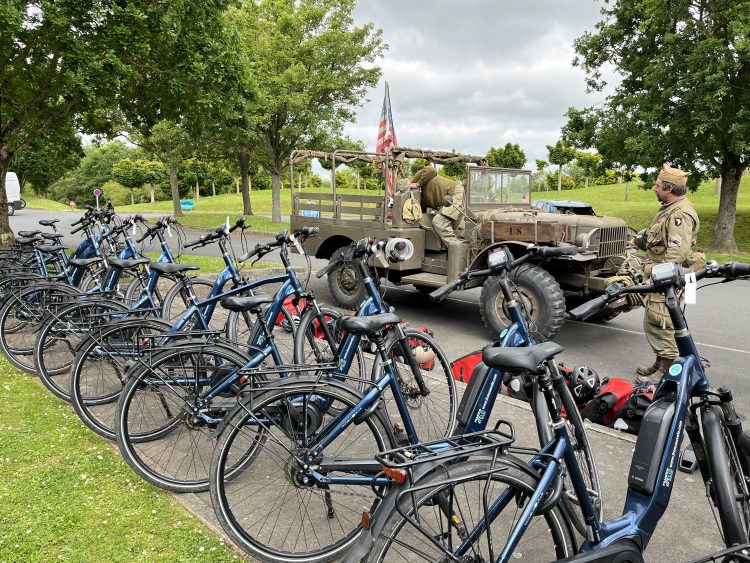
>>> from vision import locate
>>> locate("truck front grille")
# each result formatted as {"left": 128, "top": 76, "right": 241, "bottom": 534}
{"left": 598, "top": 226, "right": 628, "bottom": 258}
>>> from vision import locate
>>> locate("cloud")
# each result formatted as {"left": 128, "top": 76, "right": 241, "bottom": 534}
{"left": 346, "top": 0, "right": 614, "bottom": 166}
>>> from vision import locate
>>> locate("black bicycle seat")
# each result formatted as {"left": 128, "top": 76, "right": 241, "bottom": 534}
{"left": 482, "top": 341, "right": 564, "bottom": 374}
{"left": 339, "top": 313, "right": 400, "bottom": 336}
{"left": 220, "top": 294, "right": 273, "bottom": 313}
{"left": 149, "top": 262, "right": 199, "bottom": 275}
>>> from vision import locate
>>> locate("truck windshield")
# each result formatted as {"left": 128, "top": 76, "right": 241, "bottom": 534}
{"left": 469, "top": 169, "right": 530, "bottom": 206}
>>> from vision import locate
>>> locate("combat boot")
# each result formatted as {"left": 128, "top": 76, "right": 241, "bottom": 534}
{"left": 635, "top": 356, "right": 660, "bottom": 377}
{"left": 634, "top": 356, "right": 673, "bottom": 385}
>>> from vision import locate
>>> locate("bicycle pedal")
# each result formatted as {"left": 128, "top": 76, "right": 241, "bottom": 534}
{"left": 678, "top": 445, "right": 698, "bottom": 473}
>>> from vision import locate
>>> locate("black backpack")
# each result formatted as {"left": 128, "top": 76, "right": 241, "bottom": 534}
{"left": 608, "top": 385, "right": 655, "bottom": 435}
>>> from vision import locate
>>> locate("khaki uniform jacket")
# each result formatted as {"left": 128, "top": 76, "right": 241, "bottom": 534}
{"left": 644, "top": 197, "right": 699, "bottom": 277}
{"left": 411, "top": 166, "right": 465, "bottom": 221}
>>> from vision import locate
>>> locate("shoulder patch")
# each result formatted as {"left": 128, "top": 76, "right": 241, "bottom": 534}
{"left": 674, "top": 217, "right": 682, "bottom": 226}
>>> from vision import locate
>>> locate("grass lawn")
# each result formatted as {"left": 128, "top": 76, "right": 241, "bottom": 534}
{"left": 144, "top": 251, "right": 276, "bottom": 272}
{"left": 23, "top": 194, "right": 74, "bottom": 212}
{"left": 0, "top": 356, "right": 237, "bottom": 561}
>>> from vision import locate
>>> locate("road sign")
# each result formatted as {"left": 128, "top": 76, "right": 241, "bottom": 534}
{"left": 93, "top": 188, "right": 102, "bottom": 197}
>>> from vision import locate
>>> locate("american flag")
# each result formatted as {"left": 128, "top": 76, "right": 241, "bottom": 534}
{"left": 376, "top": 81, "right": 398, "bottom": 196}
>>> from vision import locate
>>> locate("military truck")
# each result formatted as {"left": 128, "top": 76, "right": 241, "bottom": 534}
{"left": 289, "top": 147, "right": 634, "bottom": 340}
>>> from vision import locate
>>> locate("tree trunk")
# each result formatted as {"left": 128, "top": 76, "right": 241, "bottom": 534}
{"left": 585, "top": 176, "right": 589, "bottom": 189}
{"left": 149, "top": 183, "right": 155, "bottom": 204}
{"left": 715, "top": 176, "right": 722, "bottom": 196}
{"left": 195, "top": 180, "right": 200, "bottom": 201}
{"left": 271, "top": 166, "right": 282, "bottom": 223}
{"left": 0, "top": 155, "right": 14, "bottom": 247}
{"left": 130, "top": 189, "right": 135, "bottom": 205}
{"left": 236, "top": 178, "right": 240, "bottom": 194}
{"left": 624, "top": 179, "right": 630, "bottom": 202}
{"left": 557, "top": 165, "right": 562, "bottom": 192}
{"left": 211, "top": 180, "right": 216, "bottom": 197}
{"left": 238, "top": 151, "right": 253, "bottom": 216}
{"left": 169, "top": 162, "right": 183, "bottom": 218}
{"left": 711, "top": 158, "right": 745, "bottom": 252}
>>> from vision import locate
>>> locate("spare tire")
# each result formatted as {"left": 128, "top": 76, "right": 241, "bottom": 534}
{"left": 327, "top": 245, "right": 367, "bottom": 309}
{"left": 479, "top": 264, "right": 566, "bottom": 341}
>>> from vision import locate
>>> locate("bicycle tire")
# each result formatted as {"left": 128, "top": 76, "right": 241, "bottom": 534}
{"left": 210, "top": 378, "right": 394, "bottom": 563}
{"left": 160, "top": 276, "right": 222, "bottom": 330}
{"left": 115, "top": 343, "right": 256, "bottom": 492}
{"left": 33, "top": 299, "right": 130, "bottom": 401}
{"left": 225, "top": 304, "right": 297, "bottom": 366}
{"left": 554, "top": 374, "right": 603, "bottom": 531}
{"left": 70, "top": 317, "right": 174, "bottom": 439}
{"left": 370, "top": 328, "right": 457, "bottom": 443}
{"left": 292, "top": 305, "right": 367, "bottom": 390}
{"left": 703, "top": 405, "right": 750, "bottom": 546}
{"left": 0, "top": 282, "right": 82, "bottom": 373}
{"left": 366, "top": 458, "right": 576, "bottom": 562}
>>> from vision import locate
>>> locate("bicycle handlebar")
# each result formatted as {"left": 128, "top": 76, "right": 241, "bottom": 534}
{"left": 184, "top": 216, "right": 248, "bottom": 248}
{"left": 567, "top": 260, "right": 750, "bottom": 320}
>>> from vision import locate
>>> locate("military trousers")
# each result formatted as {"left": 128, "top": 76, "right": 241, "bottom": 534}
{"left": 643, "top": 294, "right": 679, "bottom": 359}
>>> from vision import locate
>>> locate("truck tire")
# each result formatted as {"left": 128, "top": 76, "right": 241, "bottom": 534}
{"left": 327, "top": 245, "right": 367, "bottom": 309}
{"left": 479, "top": 264, "right": 566, "bottom": 341}
{"left": 7, "top": 204, "right": 13, "bottom": 216}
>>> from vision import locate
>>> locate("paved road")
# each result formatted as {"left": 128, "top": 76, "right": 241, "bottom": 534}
{"left": 11, "top": 208, "right": 750, "bottom": 561}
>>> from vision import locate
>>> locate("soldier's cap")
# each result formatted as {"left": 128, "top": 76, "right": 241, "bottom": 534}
{"left": 658, "top": 163, "right": 689, "bottom": 187}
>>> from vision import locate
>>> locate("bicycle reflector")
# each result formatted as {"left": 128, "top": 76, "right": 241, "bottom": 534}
{"left": 381, "top": 465, "right": 408, "bottom": 484}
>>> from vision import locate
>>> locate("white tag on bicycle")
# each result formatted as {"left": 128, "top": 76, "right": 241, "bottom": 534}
{"left": 226, "top": 216, "right": 231, "bottom": 232}
{"left": 167, "top": 224, "right": 172, "bottom": 238}
{"left": 291, "top": 234, "right": 304, "bottom": 255}
{"left": 132, "top": 222, "right": 136, "bottom": 236}
{"left": 685, "top": 272, "right": 697, "bottom": 304}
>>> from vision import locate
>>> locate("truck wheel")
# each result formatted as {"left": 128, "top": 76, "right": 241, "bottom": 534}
{"left": 327, "top": 245, "right": 367, "bottom": 309}
{"left": 19, "top": 199, "right": 26, "bottom": 209}
{"left": 6, "top": 204, "right": 13, "bottom": 217}
{"left": 479, "top": 264, "right": 566, "bottom": 341}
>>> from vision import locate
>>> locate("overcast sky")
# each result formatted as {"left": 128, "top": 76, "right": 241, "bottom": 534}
{"left": 345, "top": 0, "right": 613, "bottom": 169}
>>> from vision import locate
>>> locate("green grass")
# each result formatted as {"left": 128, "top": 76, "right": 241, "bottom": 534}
{"left": 177, "top": 213, "right": 282, "bottom": 233}
{"left": 0, "top": 356, "right": 238, "bottom": 561}
{"left": 535, "top": 174, "right": 750, "bottom": 261}
{"left": 22, "top": 194, "right": 74, "bottom": 212}
{"left": 145, "top": 251, "right": 276, "bottom": 272}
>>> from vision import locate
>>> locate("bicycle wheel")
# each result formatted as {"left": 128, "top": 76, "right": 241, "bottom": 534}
{"left": 160, "top": 276, "right": 222, "bottom": 330}
{"left": 115, "top": 343, "right": 254, "bottom": 492}
{"left": 0, "top": 283, "right": 82, "bottom": 373}
{"left": 371, "top": 328, "right": 457, "bottom": 443}
{"left": 210, "top": 379, "right": 394, "bottom": 563}
{"left": 33, "top": 299, "right": 130, "bottom": 401}
{"left": 70, "top": 317, "right": 173, "bottom": 439}
{"left": 703, "top": 405, "right": 750, "bottom": 546}
{"left": 123, "top": 272, "right": 171, "bottom": 309}
{"left": 367, "top": 458, "right": 576, "bottom": 562}
{"left": 225, "top": 304, "right": 296, "bottom": 366}
{"left": 293, "top": 306, "right": 367, "bottom": 389}
{"left": 554, "top": 376, "right": 603, "bottom": 530}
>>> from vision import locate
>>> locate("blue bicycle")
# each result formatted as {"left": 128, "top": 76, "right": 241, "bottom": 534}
{"left": 357, "top": 259, "right": 750, "bottom": 562}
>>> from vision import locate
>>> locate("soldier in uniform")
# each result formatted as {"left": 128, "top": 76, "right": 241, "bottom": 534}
{"left": 634, "top": 164, "right": 700, "bottom": 385}
{"left": 408, "top": 166, "right": 465, "bottom": 246}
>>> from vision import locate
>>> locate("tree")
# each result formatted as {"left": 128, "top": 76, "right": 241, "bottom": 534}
{"left": 575, "top": 152, "right": 601, "bottom": 189}
{"left": 230, "top": 0, "right": 385, "bottom": 223}
{"left": 486, "top": 143, "right": 527, "bottom": 169}
{"left": 561, "top": 107, "right": 600, "bottom": 150}
{"left": 147, "top": 121, "right": 193, "bottom": 217}
{"left": 12, "top": 124, "right": 83, "bottom": 198}
{"left": 547, "top": 140, "right": 576, "bottom": 193}
{"left": 112, "top": 159, "right": 167, "bottom": 205}
{"left": 442, "top": 150, "right": 469, "bottom": 182}
{"left": 574, "top": 0, "right": 750, "bottom": 252}
{"left": 0, "top": 0, "right": 233, "bottom": 245}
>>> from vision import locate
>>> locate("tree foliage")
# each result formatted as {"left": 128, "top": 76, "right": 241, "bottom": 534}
{"left": 230, "top": 0, "right": 385, "bottom": 222}
{"left": 13, "top": 124, "right": 83, "bottom": 197}
{"left": 546, "top": 140, "right": 576, "bottom": 192}
{"left": 0, "top": 0, "right": 234, "bottom": 244}
{"left": 486, "top": 143, "right": 527, "bottom": 169}
{"left": 573, "top": 0, "right": 750, "bottom": 252}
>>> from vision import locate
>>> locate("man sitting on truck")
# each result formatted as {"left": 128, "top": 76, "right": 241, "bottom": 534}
{"left": 408, "top": 165, "right": 465, "bottom": 246}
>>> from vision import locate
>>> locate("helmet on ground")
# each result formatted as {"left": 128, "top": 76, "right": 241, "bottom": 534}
{"left": 572, "top": 365, "right": 601, "bottom": 406}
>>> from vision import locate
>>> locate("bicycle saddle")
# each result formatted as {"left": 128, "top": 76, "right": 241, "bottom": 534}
{"left": 482, "top": 341, "right": 564, "bottom": 374}
{"left": 39, "top": 219, "right": 60, "bottom": 226}
{"left": 108, "top": 258, "right": 150, "bottom": 269}
{"left": 220, "top": 294, "right": 273, "bottom": 313}
{"left": 148, "top": 262, "right": 199, "bottom": 275}
{"left": 68, "top": 256, "right": 103, "bottom": 267}
{"left": 35, "top": 244, "right": 69, "bottom": 253}
{"left": 339, "top": 313, "right": 400, "bottom": 336}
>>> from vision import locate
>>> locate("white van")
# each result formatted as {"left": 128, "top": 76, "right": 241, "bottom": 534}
{"left": 5, "top": 172, "right": 25, "bottom": 216}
